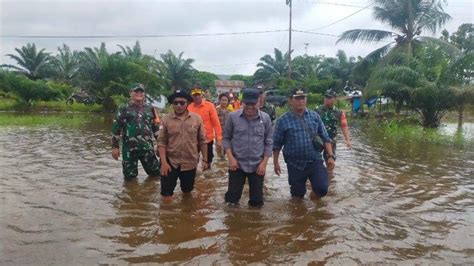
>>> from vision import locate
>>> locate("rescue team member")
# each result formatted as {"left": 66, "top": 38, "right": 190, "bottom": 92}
{"left": 315, "top": 89, "right": 352, "bottom": 176}
{"left": 112, "top": 83, "right": 160, "bottom": 181}
{"left": 188, "top": 86, "right": 222, "bottom": 167}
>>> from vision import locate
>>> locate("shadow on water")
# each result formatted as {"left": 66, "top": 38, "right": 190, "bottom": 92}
{"left": 0, "top": 113, "right": 473, "bottom": 264}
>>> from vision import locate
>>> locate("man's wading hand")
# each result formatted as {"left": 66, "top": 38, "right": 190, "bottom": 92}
{"left": 112, "top": 148, "right": 120, "bottom": 160}
{"left": 326, "top": 158, "right": 335, "bottom": 171}
{"left": 228, "top": 157, "right": 239, "bottom": 171}
{"left": 160, "top": 162, "right": 172, "bottom": 176}
{"left": 256, "top": 161, "right": 267, "bottom": 176}
{"left": 274, "top": 161, "right": 281, "bottom": 176}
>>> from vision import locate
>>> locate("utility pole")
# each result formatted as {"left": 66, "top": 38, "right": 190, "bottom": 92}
{"left": 287, "top": 0, "right": 292, "bottom": 80}
{"left": 304, "top": 43, "right": 309, "bottom": 56}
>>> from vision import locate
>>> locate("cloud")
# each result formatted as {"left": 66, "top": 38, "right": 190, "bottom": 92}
{"left": 0, "top": 0, "right": 472, "bottom": 75}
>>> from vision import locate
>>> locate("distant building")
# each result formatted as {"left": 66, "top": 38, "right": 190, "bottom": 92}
{"left": 215, "top": 80, "right": 245, "bottom": 95}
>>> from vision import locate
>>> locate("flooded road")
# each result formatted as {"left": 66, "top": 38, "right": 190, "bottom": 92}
{"left": 0, "top": 114, "right": 473, "bottom": 264}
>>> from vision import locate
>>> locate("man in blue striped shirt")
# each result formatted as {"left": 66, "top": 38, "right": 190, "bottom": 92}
{"left": 273, "top": 88, "right": 335, "bottom": 200}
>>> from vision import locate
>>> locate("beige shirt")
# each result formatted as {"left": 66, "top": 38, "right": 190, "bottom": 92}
{"left": 157, "top": 111, "right": 207, "bottom": 171}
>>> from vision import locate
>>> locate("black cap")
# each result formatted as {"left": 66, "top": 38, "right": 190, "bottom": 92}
{"left": 168, "top": 90, "right": 192, "bottom": 103}
{"left": 289, "top": 88, "right": 307, "bottom": 97}
{"left": 242, "top": 88, "right": 260, "bottom": 104}
{"left": 324, "top": 89, "right": 337, "bottom": 98}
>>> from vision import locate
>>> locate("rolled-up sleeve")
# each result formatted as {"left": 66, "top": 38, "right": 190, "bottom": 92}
{"left": 222, "top": 114, "right": 233, "bottom": 150}
{"left": 272, "top": 118, "right": 284, "bottom": 151}
{"left": 264, "top": 115, "right": 273, "bottom": 157}
{"left": 111, "top": 106, "right": 125, "bottom": 148}
{"left": 157, "top": 118, "right": 168, "bottom": 147}
{"left": 197, "top": 117, "right": 207, "bottom": 146}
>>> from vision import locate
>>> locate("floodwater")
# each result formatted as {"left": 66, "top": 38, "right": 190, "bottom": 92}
{"left": 0, "top": 114, "right": 473, "bottom": 264}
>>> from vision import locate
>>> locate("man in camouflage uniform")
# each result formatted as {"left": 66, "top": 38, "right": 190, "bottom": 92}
{"left": 315, "top": 89, "right": 352, "bottom": 174}
{"left": 256, "top": 85, "right": 276, "bottom": 122}
{"left": 112, "top": 83, "right": 161, "bottom": 180}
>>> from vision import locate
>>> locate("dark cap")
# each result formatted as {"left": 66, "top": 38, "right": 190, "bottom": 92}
{"left": 289, "top": 88, "right": 307, "bottom": 98}
{"left": 242, "top": 88, "right": 260, "bottom": 105}
{"left": 168, "top": 90, "right": 192, "bottom": 103}
{"left": 129, "top": 83, "right": 145, "bottom": 92}
{"left": 324, "top": 89, "right": 337, "bottom": 98}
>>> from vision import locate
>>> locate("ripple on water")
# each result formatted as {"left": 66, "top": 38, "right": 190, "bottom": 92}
{"left": 0, "top": 115, "right": 473, "bottom": 264}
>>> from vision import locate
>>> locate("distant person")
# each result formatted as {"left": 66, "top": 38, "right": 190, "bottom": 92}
{"left": 223, "top": 89, "right": 273, "bottom": 207}
{"left": 188, "top": 86, "right": 223, "bottom": 167}
{"left": 273, "top": 88, "right": 335, "bottom": 200}
{"left": 316, "top": 89, "right": 352, "bottom": 175}
{"left": 111, "top": 83, "right": 161, "bottom": 181}
{"left": 232, "top": 94, "right": 241, "bottom": 110}
{"left": 157, "top": 90, "right": 208, "bottom": 201}
{"left": 256, "top": 84, "right": 276, "bottom": 122}
{"left": 216, "top": 92, "right": 233, "bottom": 159}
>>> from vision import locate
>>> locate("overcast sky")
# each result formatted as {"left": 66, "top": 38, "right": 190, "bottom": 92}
{"left": 0, "top": 0, "right": 472, "bottom": 75}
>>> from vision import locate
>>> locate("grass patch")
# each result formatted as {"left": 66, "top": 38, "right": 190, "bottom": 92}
{"left": 0, "top": 98, "right": 104, "bottom": 112}
{"left": 0, "top": 98, "right": 17, "bottom": 110}
{"left": 364, "top": 118, "right": 469, "bottom": 146}
{"left": 0, "top": 113, "right": 96, "bottom": 127}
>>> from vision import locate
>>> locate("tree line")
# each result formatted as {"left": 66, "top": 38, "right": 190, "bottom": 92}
{"left": 0, "top": 0, "right": 472, "bottom": 128}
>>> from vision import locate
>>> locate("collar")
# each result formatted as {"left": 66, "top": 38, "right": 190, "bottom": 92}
{"left": 238, "top": 109, "right": 261, "bottom": 119}
{"left": 291, "top": 108, "right": 309, "bottom": 117}
{"left": 172, "top": 110, "right": 191, "bottom": 119}
{"left": 130, "top": 101, "right": 144, "bottom": 108}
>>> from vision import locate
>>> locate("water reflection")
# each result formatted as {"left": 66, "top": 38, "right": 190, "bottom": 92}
{"left": 0, "top": 113, "right": 473, "bottom": 264}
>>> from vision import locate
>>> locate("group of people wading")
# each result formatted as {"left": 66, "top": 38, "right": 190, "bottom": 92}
{"left": 112, "top": 83, "right": 351, "bottom": 206}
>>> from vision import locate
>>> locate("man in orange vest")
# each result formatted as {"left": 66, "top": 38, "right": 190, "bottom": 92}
{"left": 188, "top": 86, "right": 223, "bottom": 167}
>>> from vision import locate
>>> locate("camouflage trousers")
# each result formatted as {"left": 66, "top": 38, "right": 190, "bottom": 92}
{"left": 122, "top": 148, "right": 160, "bottom": 180}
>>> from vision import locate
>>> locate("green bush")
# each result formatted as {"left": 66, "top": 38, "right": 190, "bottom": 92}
{"left": 307, "top": 92, "right": 323, "bottom": 106}
{"left": 46, "top": 81, "right": 74, "bottom": 99}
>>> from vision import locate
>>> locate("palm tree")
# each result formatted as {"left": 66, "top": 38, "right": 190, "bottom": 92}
{"left": 253, "top": 48, "right": 296, "bottom": 86}
{"left": 337, "top": 0, "right": 454, "bottom": 63}
{"left": 158, "top": 50, "right": 195, "bottom": 91}
{"left": 1, "top": 43, "right": 51, "bottom": 80}
{"left": 440, "top": 24, "right": 474, "bottom": 129}
{"left": 51, "top": 44, "right": 79, "bottom": 83}
{"left": 117, "top": 41, "right": 143, "bottom": 59}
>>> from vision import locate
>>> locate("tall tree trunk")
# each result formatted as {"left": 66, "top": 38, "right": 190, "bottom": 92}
{"left": 395, "top": 101, "right": 402, "bottom": 115}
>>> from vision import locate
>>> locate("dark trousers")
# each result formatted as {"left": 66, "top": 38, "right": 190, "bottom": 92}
{"left": 207, "top": 141, "right": 214, "bottom": 164}
{"left": 287, "top": 160, "right": 328, "bottom": 198}
{"left": 224, "top": 169, "right": 264, "bottom": 207}
{"left": 160, "top": 165, "right": 197, "bottom": 196}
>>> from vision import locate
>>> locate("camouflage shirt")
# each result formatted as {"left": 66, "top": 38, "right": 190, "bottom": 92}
{"left": 261, "top": 102, "right": 276, "bottom": 121}
{"left": 112, "top": 102, "right": 160, "bottom": 152}
{"left": 315, "top": 105, "right": 342, "bottom": 140}
{"left": 216, "top": 105, "right": 230, "bottom": 129}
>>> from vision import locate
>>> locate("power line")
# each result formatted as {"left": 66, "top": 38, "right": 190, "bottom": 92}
{"left": 0, "top": 29, "right": 288, "bottom": 39}
{"left": 305, "top": 3, "right": 374, "bottom": 32}
{"left": 305, "top": 1, "right": 365, "bottom": 8}
{"left": 293, "top": 29, "right": 340, "bottom": 37}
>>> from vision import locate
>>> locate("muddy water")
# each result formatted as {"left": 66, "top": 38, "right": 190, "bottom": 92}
{"left": 0, "top": 114, "right": 473, "bottom": 264}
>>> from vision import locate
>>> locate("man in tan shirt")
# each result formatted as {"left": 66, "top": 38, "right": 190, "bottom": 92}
{"left": 157, "top": 90, "right": 208, "bottom": 201}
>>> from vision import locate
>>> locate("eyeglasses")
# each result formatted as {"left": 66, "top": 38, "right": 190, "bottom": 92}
{"left": 173, "top": 101, "right": 187, "bottom": 106}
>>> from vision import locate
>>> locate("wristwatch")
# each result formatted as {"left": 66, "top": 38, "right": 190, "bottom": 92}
{"left": 327, "top": 155, "right": 336, "bottom": 160}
